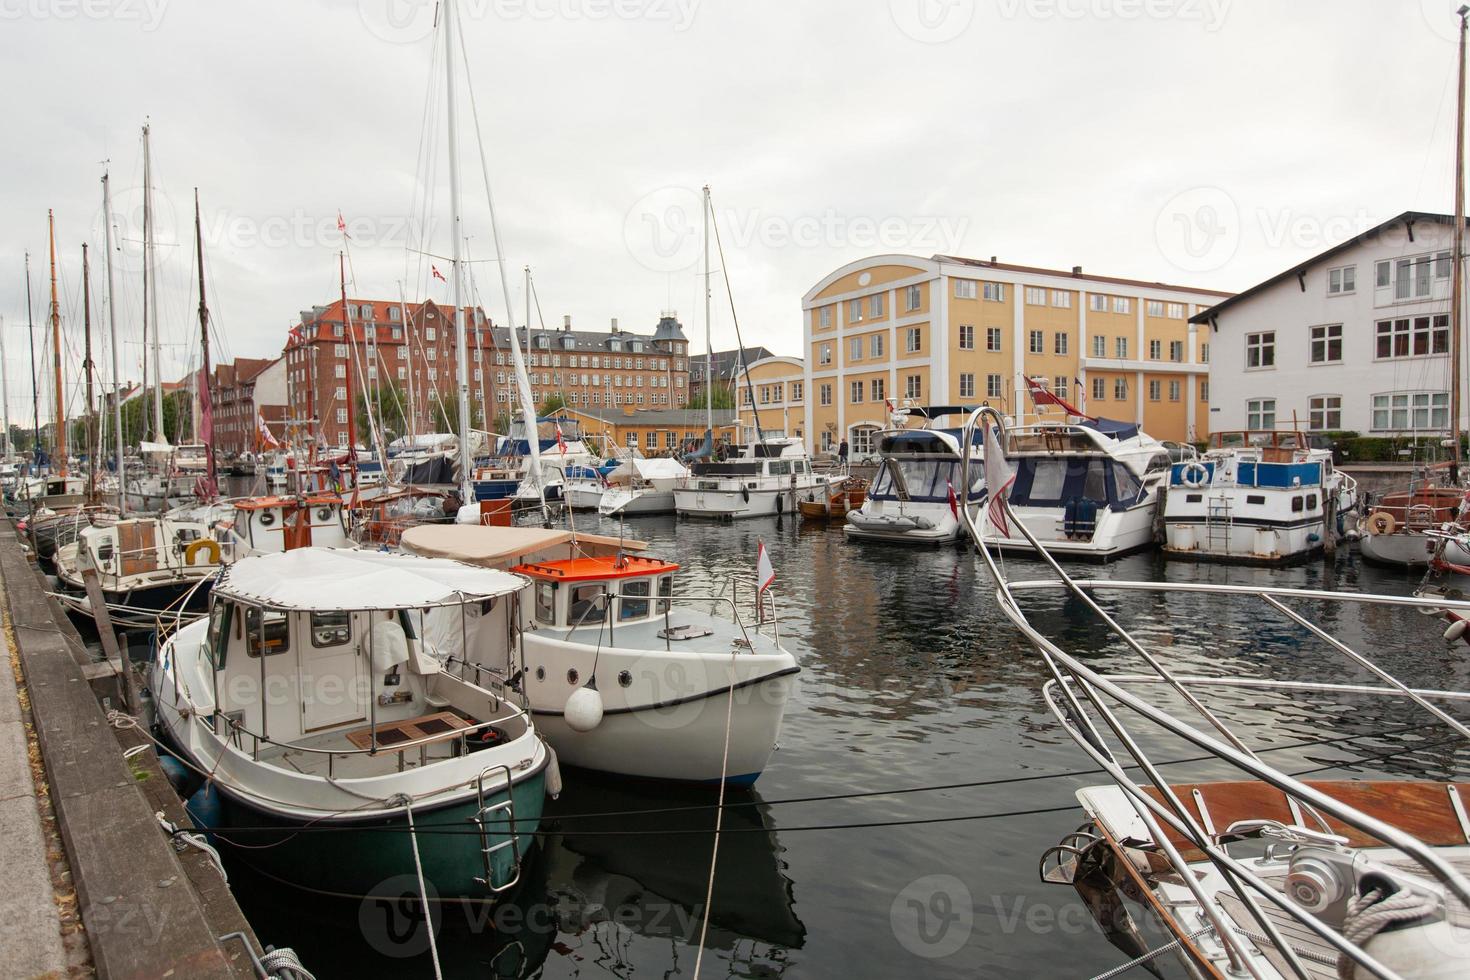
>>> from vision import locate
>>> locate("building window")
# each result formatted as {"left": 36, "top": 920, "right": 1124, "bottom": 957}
{"left": 1246, "top": 398, "right": 1276, "bottom": 430}
{"left": 334, "top": 343, "right": 348, "bottom": 357}
{"left": 986, "top": 373, "right": 1002, "bottom": 398}
{"left": 1025, "top": 287, "right": 1047, "bottom": 306}
{"left": 1310, "top": 324, "right": 1343, "bottom": 364}
{"left": 1146, "top": 301, "right": 1164, "bottom": 317}
{"left": 1167, "top": 302, "right": 1185, "bottom": 318}
{"left": 905, "top": 374, "right": 922, "bottom": 399}
{"left": 1148, "top": 339, "right": 1161, "bottom": 360}
{"left": 983, "top": 282, "right": 1005, "bottom": 302}
{"left": 986, "top": 327, "right": 1002, "bottom": 352}
{"left": 1054, "top": 333, "right": 1069, "bottom": 355}
{"left": 1092, "top": 377, "right": 1106, "bottom": 401}
{"left": 954, "top": 279, "right": 977, "bottom": 299}
{"left": 791, "top": 381, "right": 803, "bottom": 401}
{"left": 1112, "top": 297, "right": 1131, "bottom": 315}
{"left": 1376, "top": 253, "right": 1447, "bottom": 301}
{"left": 334, "top": 386, "right": 346, "bottom": 401}
{"left": 1246, "top": 331, "right": 1275, "bottom": 368}
{"left": 1168, "top": 380, "right": 1181, "bottom": 402}
{"left": 1114, "top": 378, "right": 1129, "bottom": 400}
{"left": 819, "top": 343, "right": 832, "bottom": 365}
{"left": 426, "top": 327, "right": 437, "bottom": 341}
{"left": 1115, "top": 337, "right": 1129, "bottom": 359}
{"left": 1169, "top": 340, "right": 1184, "bottom": 362}
{"left": 1029, "top": 330, "right": 1044, "bottom": 354}
{"left": 1201, "top": 380, "right": 1209, "bottom": 401}
{"left": 1089, "top": 294, "right": 1107, "bottom": 312}
{"left": 1148, "top": 379, "right": 1161, "bottom": 401}
{"left": 869, "top": 293, "right": 885, "bottom": 318}
{"left": 1309, "top": 395, "right": 1342, "bottom": 430}
{"left": 959, "top": 373, "right": 975, "bottom": 398}
{"left": 1052, "top": 290, "right": 1072, "bottom": 309}
{"left": 819, "top": 383, "right": 832, "bottom": 406}
{"left": 1375, "top": 316, "right": 1450, "bottom": 358}
{"left": 1328, "top": 265, "right": 1355, "bottom": 295}
{"left": 905, "top": 285, "right": 922, "bottom": 312}
{"left": 850, "top": 381, "right": 864, "bottom": 403}
{"left": 905, "top": 328, "right": 922, "bottom": 353}
{"left": 850, "top": 337, "right": 863, "bottom": 362}
{"left": 1200, "top": 342, "right": 1210, "bottom": 363}
{"left": 959, "top": 324, "right": 974, "bottom": 350}
{"left": 871, "top": 334, "right": 884, "bottom": 358}
{"left": 336, "top": 409, "right": 347, "bottom": 424}
{"left": 1091, "top": 335, "right": 1105, "bottom": 358}
{"left": 871, "top": 378, "right": 885, "bottom": 402}
{"left": 334, "top": 364, "right": 346, "bottom": 379}
{"left": 818, "top": 306, "right": 832, "bottom": 328}
{"left": 1372, "top": 391, "right": 1449, "bottom": 431}
{"left": 1054, "top": 375, "right": 1068, "bottom": 395}
{"left": 848, "top": 299, "right": 863, "bottom": 323}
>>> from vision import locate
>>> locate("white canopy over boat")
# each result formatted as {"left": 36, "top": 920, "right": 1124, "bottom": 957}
{"left": 401, "top": 524, "right": 646, "bottom": 566}
{"left": 608, "top": 457, "right": 689, "bottom": 482}
{"left": 213, "top": 547, "right": 524, "bottom": 610}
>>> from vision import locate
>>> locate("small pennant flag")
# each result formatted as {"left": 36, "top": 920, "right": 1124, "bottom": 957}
{"left": 756, "top": 540, "right": 775, "bottom": 596}
{"left": 337, "top": 212, "right": 350, "bottom": 238}
{"left": 884, "top": 397, "right": 895, "bottom": 414}
{"left": 432, "top": 265, "right": 447, "bottom": 283}
{"left": 984, "top": 423, "right": 1016, "bottom": 538}
{"left": 257, "top": 410, "right": 281, "bottom": 449}
{"left": 947, "top": 479, "right": 959, "bottom": 520}
{"left": 555, "top": 422, "right": 567, "bottom": 455}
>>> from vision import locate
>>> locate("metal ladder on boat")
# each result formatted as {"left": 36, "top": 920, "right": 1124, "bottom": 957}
{"left": 1205, "top": 493, "right": 1234, "bottom": 554}
{"left": 471, "top": 764, "right": 523, "bottom": 893}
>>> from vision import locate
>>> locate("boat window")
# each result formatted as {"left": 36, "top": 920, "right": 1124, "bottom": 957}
{"left": 245, "top": 608, "right": 291, "bottom": 657}
{"left": 535, "top": 582, "right": 557, "bottom": 625}
{"left": 1307, "top": 494, "right": 1319, "bottom": 509}
{"left": 619, "top": 579, "right": 651, "bottom": 620}
{"left": 769, "top": 460, "right": 791, "bottom": 476}
{"left": 1246, "top": 495, "right": 1266, "bottom": 506}
{"left": 1143, "top": 453, "right": 1171, "bottom": 474}
{"left": 569, "top": 583, "right": 606, "bottom": 625}
{"left": 175, "top": 527, "right": 201, "bottom": 545}
{"left": 1027, "top": 459, "right": 1068, "bottom": 501}
{"left": 794, "top": 460, "right": 807, "bottom": 474}
{"left": 1292, "top": 496, "right": 1304, "bottom": 512}
{"left": 1111, "top": 465, "right": 1142, "bottom": 502}
{"left": 656, "top": 575, "right": 673, "bottom": 614}
{"left": 310, "top": 610, "right": 352, "bottom": 648}
{"left": 206, "top": 601, "right": 232, "bottom": 669}
{"left": 1082, "top": 464, "right": 1108, "bottom": 501}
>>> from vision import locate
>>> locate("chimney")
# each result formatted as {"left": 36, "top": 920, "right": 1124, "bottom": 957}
{"left": 563, "top": 314, "right": 572, "bottom": 332}
{"left": 990, "top": 255, "right": 997, "bottom": 264}
{"left": 1072, "top": 266, "right": 1083, "bottom": 276}
{"left": 610, "top": 317, "right": 619, "bottom": 333}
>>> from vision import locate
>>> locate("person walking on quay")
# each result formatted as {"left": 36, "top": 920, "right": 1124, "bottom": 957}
{"left": 838, "top": 439, "right": 849, "bottom": 470}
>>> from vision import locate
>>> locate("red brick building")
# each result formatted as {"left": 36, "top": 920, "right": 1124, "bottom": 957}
{"left": 211, "top": 356, "right": 287, "bottom": 455}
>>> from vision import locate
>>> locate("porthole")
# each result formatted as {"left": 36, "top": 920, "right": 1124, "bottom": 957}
{"left": 567, "top": 668, "right": 579, "bottom": 685}
{"left": 258, "top": 510, "right": 276, "bottom": 526}
{"left": 316, "top": 507, "right": 332, "bottom": 521}
{"left": 535, "top": 666, "right": 545, "bottom": 681}
{"left": 618, "top": 670, "right": 632, "bottom": 688}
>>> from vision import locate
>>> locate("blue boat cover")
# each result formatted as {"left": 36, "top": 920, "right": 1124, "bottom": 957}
{"left": 1080, "top": 417, "right": 1140, "bottom": 440}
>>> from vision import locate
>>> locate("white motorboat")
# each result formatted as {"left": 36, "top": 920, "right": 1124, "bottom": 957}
{"left": 53, "top": 515, "right": 221, "bottom": 627}
{"left": 979, "top": 417, "right": 1170, "bottom": 559}
{"left": 402, "top": 524, "right": 800, "bottom": 784}
{"left": 598, "top": 457, "right": 689, "bottom": 516}
{"left": 150, "top": 547, "right": 553, "bottom": 898}
{"left": 674, "top": 438, "right": 829, "bottom": 520}
{"left": 563, "top": 464, "right": 609, "bottom": 511}
{"left": 1163, "top": 429, "right": 1359, "bottom": 564}
{"left": 844, "top": 407, "right": 985, "bottom": 545}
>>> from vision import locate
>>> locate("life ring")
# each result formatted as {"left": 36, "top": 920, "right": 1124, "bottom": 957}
{"left": 1366, "top": 511, "right": 1396, "bottom": 535}
{"left": 1179, "top": 461, "right": 1209, "bottom": 489}
{"left": 184, "top": 539, "right": 221, "bottom": 566}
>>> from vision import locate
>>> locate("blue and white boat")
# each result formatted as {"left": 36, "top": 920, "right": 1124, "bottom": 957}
{"left": 1162, "top": 429, "right": 1358, "bottom": 564}
{"left": 844, "top": 405, "right": 985, "bottom": 545}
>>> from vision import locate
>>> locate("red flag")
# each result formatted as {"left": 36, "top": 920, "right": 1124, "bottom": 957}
{"left": 555, "top": 422, "right": 567, "bottom": 455}
{"left": 756, "top": 540, "right": 775, "bottom": 595}
{"left": 432, "top": 265, "right": 447, "bottom": 282}
{"left": 337, "top": 212, "right": 350, "bottom": 238}
{"left": 1025, "top": 376, "right": 1093, "bottom": 420}
{"left": 947, "top": 479, "right": 958, "bottom": 520}
{"left": 884, "top": 398, "right": 895, "bottom": 414}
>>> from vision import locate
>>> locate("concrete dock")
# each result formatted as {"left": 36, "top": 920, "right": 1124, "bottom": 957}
{"left": 0, "top": 523, "right": 264, "bottom": 979}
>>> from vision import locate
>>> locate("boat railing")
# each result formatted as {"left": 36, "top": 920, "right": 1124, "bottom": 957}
{"left": 959, "top": 404, "right": 1470, "bottom": 978}
{"left": 561, "top": 588, "right": 776, "bottom": 651}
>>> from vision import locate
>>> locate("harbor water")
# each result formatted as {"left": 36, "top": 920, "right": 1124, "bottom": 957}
{"left": 207, "top": 509, "right": 1469, "bottom": 979}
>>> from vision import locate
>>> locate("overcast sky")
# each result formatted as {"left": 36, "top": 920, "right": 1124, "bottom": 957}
{"left": 0, "top": 0, "right": 1461, "bottom": 426}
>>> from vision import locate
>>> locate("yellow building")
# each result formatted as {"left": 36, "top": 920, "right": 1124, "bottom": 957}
{"left": 557, "top": 406, "right": 738, "bottom": 456}
{"left": 802, "top": 254, "right": 1232, "bottom": 453}
{"left": 732, "top": 355, "right": 806, "bottom": 445}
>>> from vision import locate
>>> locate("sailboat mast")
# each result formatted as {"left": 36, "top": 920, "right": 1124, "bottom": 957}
{"left": 444, "top": 0, "right": 473, "bottom": 505}
{"left": 48, "top": 210, "right": 65, "bottom": 477}
{"left": 195, "top": 190, "right": 217, "bottom": 496}
{"left": 0, "top": 315, "right": 9, "bottom": 460}
{"left": 143, "top": 124, "right": 165, "bottom": 443}
{"left": 83, "top": 243, "right": 96, "bottom": 497}
{"left": 338, "top": 252, "right": 359, "bottom": 471}
{"left": 399, "top": 282, "right": 418, "bottom": 445}
{"left": 703, "top": 185, "right": 712, "bottom": 447}
{"left": 102, "top": 174, "right": 126, "bottom": 512}
{"left": 25, "top": 254, "right": 38, "bottom": 466}
{"left": 1453, "top": 5, "right": 1468, "bottom": 483}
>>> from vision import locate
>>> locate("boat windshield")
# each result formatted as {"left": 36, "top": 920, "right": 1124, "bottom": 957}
{"left": 871, "top": 459, "right": 982, "bottom": 502}
{"left": 1010, "top": 457, "right": 1143, "bottom": 510}
{"left": 690, "top": 461, "right": 763, "bottom": 477}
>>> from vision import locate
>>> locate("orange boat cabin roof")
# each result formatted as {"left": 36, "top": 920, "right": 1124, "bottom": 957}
{"left": 234, "top": 495, "right": 342, "bottom": 511}
{"left": 511, "top": 555, "right": 679, "bottom": 582}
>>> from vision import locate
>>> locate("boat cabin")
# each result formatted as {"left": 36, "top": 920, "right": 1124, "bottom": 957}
{"left": 510, "top": 555, "right": 679, "bottom": 630}
{"left": 79, "top": 517, "right": 216, "bottom": 582}
{"left": 223, "top": 495, "right": 349, "bottom": 554}
{"left": 1209, "top": 429, "right": 1314, "bottom": 462}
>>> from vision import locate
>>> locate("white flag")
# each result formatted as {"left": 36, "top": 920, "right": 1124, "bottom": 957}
{"left": 756, "top": 539, "right": 775, "bottom": 595}
{"left": 984, "top": 423, "right": 1016, "bottom": 537}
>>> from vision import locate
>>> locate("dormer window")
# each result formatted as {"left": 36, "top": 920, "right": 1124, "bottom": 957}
{"left": 536, "top": 336, "right": 550, "bottom": 350}
{"left": 562, "top": 335, "right": 576, "bottom": 350}
{"left": 631, "top": 341, "right": 643, "bottom": 353}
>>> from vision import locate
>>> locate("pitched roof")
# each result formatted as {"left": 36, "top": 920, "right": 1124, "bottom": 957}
{"left": 933, "top": 254, "right": 1234, "bottom": 298}
{"left": 1188, "top": 211, "right": 1464, "bottom": 323}
{"left": 692, "top": 347, "right": 774, "bottom": 381}
{"left": 563, "top": 407, "right": 739, "bottom": 427}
